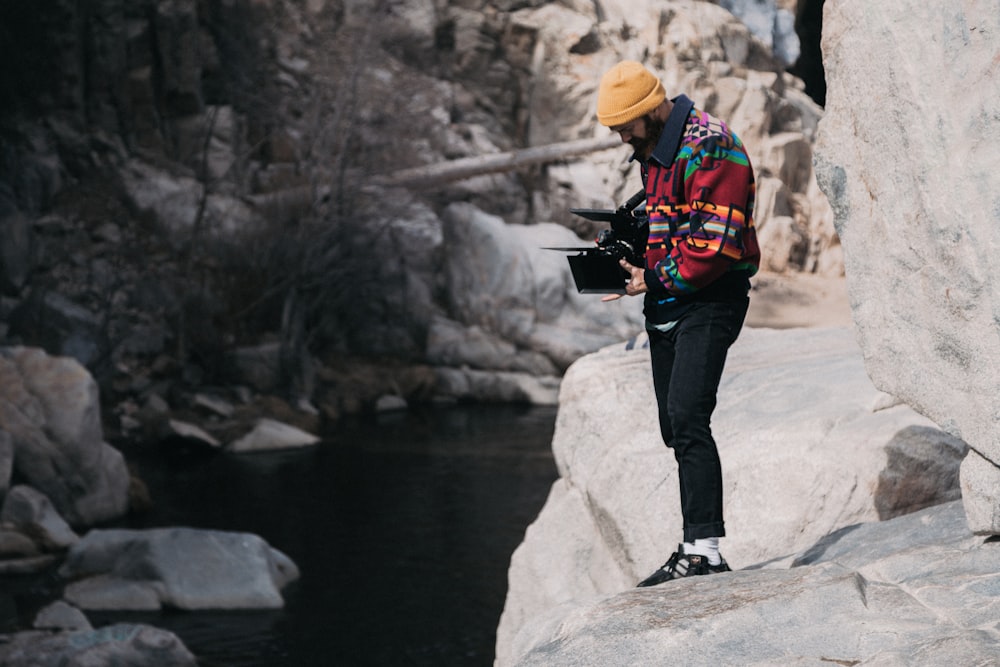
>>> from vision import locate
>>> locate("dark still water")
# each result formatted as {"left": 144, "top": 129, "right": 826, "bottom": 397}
{"left": 105, "top": 404, "right": 558, "bottom": 666}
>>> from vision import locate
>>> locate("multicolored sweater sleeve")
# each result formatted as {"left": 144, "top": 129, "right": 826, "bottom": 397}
{"left": 642, "top": 108, "right": 760, "bottom": 299}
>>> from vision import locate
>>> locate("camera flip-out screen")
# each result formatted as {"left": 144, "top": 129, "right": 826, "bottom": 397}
{"left": 567, "top": 252, "right": 627, "bottom": 294}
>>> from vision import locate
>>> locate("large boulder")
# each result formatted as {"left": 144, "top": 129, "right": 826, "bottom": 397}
{"left": 440, "top": 202, "right": 645, "bottom": 371}
{"left": 0, "top": 347, "right": 129, "bottom": 525}
{"left": 495, "top": 327, "right": 968, "bottom": 665}
{"left": 813, "top": 0, "right": 1000, "bottom": 533}
{"left": 120, "top": 159, "right": 263, "bottom": 238}
{"left": 59, "top": 527, "right": 300, "bottom": 611}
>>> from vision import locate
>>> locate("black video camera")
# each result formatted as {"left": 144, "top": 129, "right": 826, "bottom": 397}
{"left": 546, "top": 190, "right": 649, "bottom": 294}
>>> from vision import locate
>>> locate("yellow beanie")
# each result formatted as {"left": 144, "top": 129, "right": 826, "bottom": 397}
{"left": 596, "top": 61, "right": 666, "bottom": 127}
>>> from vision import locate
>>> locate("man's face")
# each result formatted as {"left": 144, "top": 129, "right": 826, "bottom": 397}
{"left": 611, "top": 114, "right": 664, "bottom": 159}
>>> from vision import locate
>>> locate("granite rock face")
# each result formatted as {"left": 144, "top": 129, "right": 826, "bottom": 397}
{"left": 813, "top": 0, "right": 1000, "bottom": 532}
{"left": 495, "top": 327, "right": 969, "bottom": 665}
{"left": 507, "top": 501, "right": 1000, "bottom": 666}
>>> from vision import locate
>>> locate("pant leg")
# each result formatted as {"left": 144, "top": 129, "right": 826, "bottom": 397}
{"left": 648, "top": 299, "right": 748, "bottom": 542}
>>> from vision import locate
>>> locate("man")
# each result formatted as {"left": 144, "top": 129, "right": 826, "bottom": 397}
{"left": 596, "top": 60, "right": 760, "bottom": 586}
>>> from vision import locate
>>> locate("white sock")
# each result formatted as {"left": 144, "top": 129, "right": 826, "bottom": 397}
{"left": 683, "top": 537, "right": 721, "bottom": 566}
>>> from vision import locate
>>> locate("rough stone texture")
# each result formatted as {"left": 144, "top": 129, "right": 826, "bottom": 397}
{"left": 225, "top": 342, "right": 283, "bottom": 394}
{"left": 33, "top": 601, "right": 92, "bottom": 632}
{"left": 0, "top": 554, "right": 59, "bottom": 575}
{"left": 59, "top": 527, "right": 300, "bottom": 610}
{"left": 427, "top": 315, "right": 561, "bottom": 375}
{"left": 0, "top": 430, "right": 12, "bottom": 497}
{"left": 119, "top": 158, "right": 263, "bottom": 239}
{"left": 0, "top": 529, "right": 39, "bottom": 558}
{"left": 959, "top": 449, "right": 1000, "bottom": 534}
{"left": 0, "top": 347, "right": 129, "bottom": 525}
{"left": 0, "top": 485, "right": 79, "bottom": 550}
{"left": 813, "top": 0, "right": 1000, "bottom": 533}
{"left": 495, "top": 327, "right": 969, "bottom": 665}
{"left": 0, "top": 624, "right": 197, "bottom": 667}
{"left": 507, "top": 501, "right": 1000, "bottom": 667}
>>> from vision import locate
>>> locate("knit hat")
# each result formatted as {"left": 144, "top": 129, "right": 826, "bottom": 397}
{"left": 596, "top": 61, "right": 666, "bottom": 127}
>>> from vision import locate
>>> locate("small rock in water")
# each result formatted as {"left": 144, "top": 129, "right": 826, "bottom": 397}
{"left": 375, "top": 394, "right": 407, "bottom": 412}
{"left": 228, "top": 418, "right": 320, "bottom": 452}
{"left": 33, "top": 601, "right": 92, "bottom": 631}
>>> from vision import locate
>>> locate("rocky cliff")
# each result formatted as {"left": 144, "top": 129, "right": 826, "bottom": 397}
{"left": 0, "top": 0, "right": 834, "bottom": 435}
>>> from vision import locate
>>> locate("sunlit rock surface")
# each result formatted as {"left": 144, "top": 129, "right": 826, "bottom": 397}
{"left": 814, "top": 0, "right": 1000, "bottom": 532}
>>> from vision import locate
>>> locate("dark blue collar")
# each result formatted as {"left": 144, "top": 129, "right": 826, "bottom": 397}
{"left": 632, "top": 94, "right": 694, "bottom": 167}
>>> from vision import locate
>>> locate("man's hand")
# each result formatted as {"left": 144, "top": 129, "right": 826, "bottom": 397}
{"left": 601, "top": 258, "right": 648, "bottom": 302}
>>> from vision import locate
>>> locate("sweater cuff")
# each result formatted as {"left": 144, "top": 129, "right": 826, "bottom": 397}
{"left": 644, "top": 268, "right": 670, "bottom": 298}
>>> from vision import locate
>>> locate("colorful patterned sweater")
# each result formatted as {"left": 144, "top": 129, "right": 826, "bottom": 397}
{"left": 638, "top": 95, "right": 760, "bottom": 324}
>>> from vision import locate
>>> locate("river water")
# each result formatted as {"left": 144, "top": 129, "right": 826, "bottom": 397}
{"left": 89, "top": 404, "right": 559, "bottom": 666}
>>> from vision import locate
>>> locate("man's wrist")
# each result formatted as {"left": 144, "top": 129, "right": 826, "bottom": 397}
{"left": 644, "top": 268, "right": 668, "bottom": 297}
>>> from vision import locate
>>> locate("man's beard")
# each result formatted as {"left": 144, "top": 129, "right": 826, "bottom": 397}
{"left": 629, "top": 115, "right": 665, "bottom": 156}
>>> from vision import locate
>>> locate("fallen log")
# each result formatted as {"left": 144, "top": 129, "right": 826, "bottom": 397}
{"left": 370, "top": 135, "right": 621, "bottom": 190}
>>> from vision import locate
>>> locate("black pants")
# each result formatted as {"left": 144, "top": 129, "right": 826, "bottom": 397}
{"left": 647, "top": 298, "right": 748, "bottom": 543}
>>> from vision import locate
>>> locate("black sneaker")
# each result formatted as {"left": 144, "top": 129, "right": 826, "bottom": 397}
{"left": 636, "top": 544, "right": 731, "bottom": 587}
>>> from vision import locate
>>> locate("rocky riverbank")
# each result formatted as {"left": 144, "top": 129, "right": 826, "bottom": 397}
{"left": 0, "top": 346, "right": 301, "bottom": 665}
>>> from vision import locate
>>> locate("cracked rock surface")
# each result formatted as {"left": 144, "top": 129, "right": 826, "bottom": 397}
{"left": 511, "top": 501, "right": 1000, "bottom": 666}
